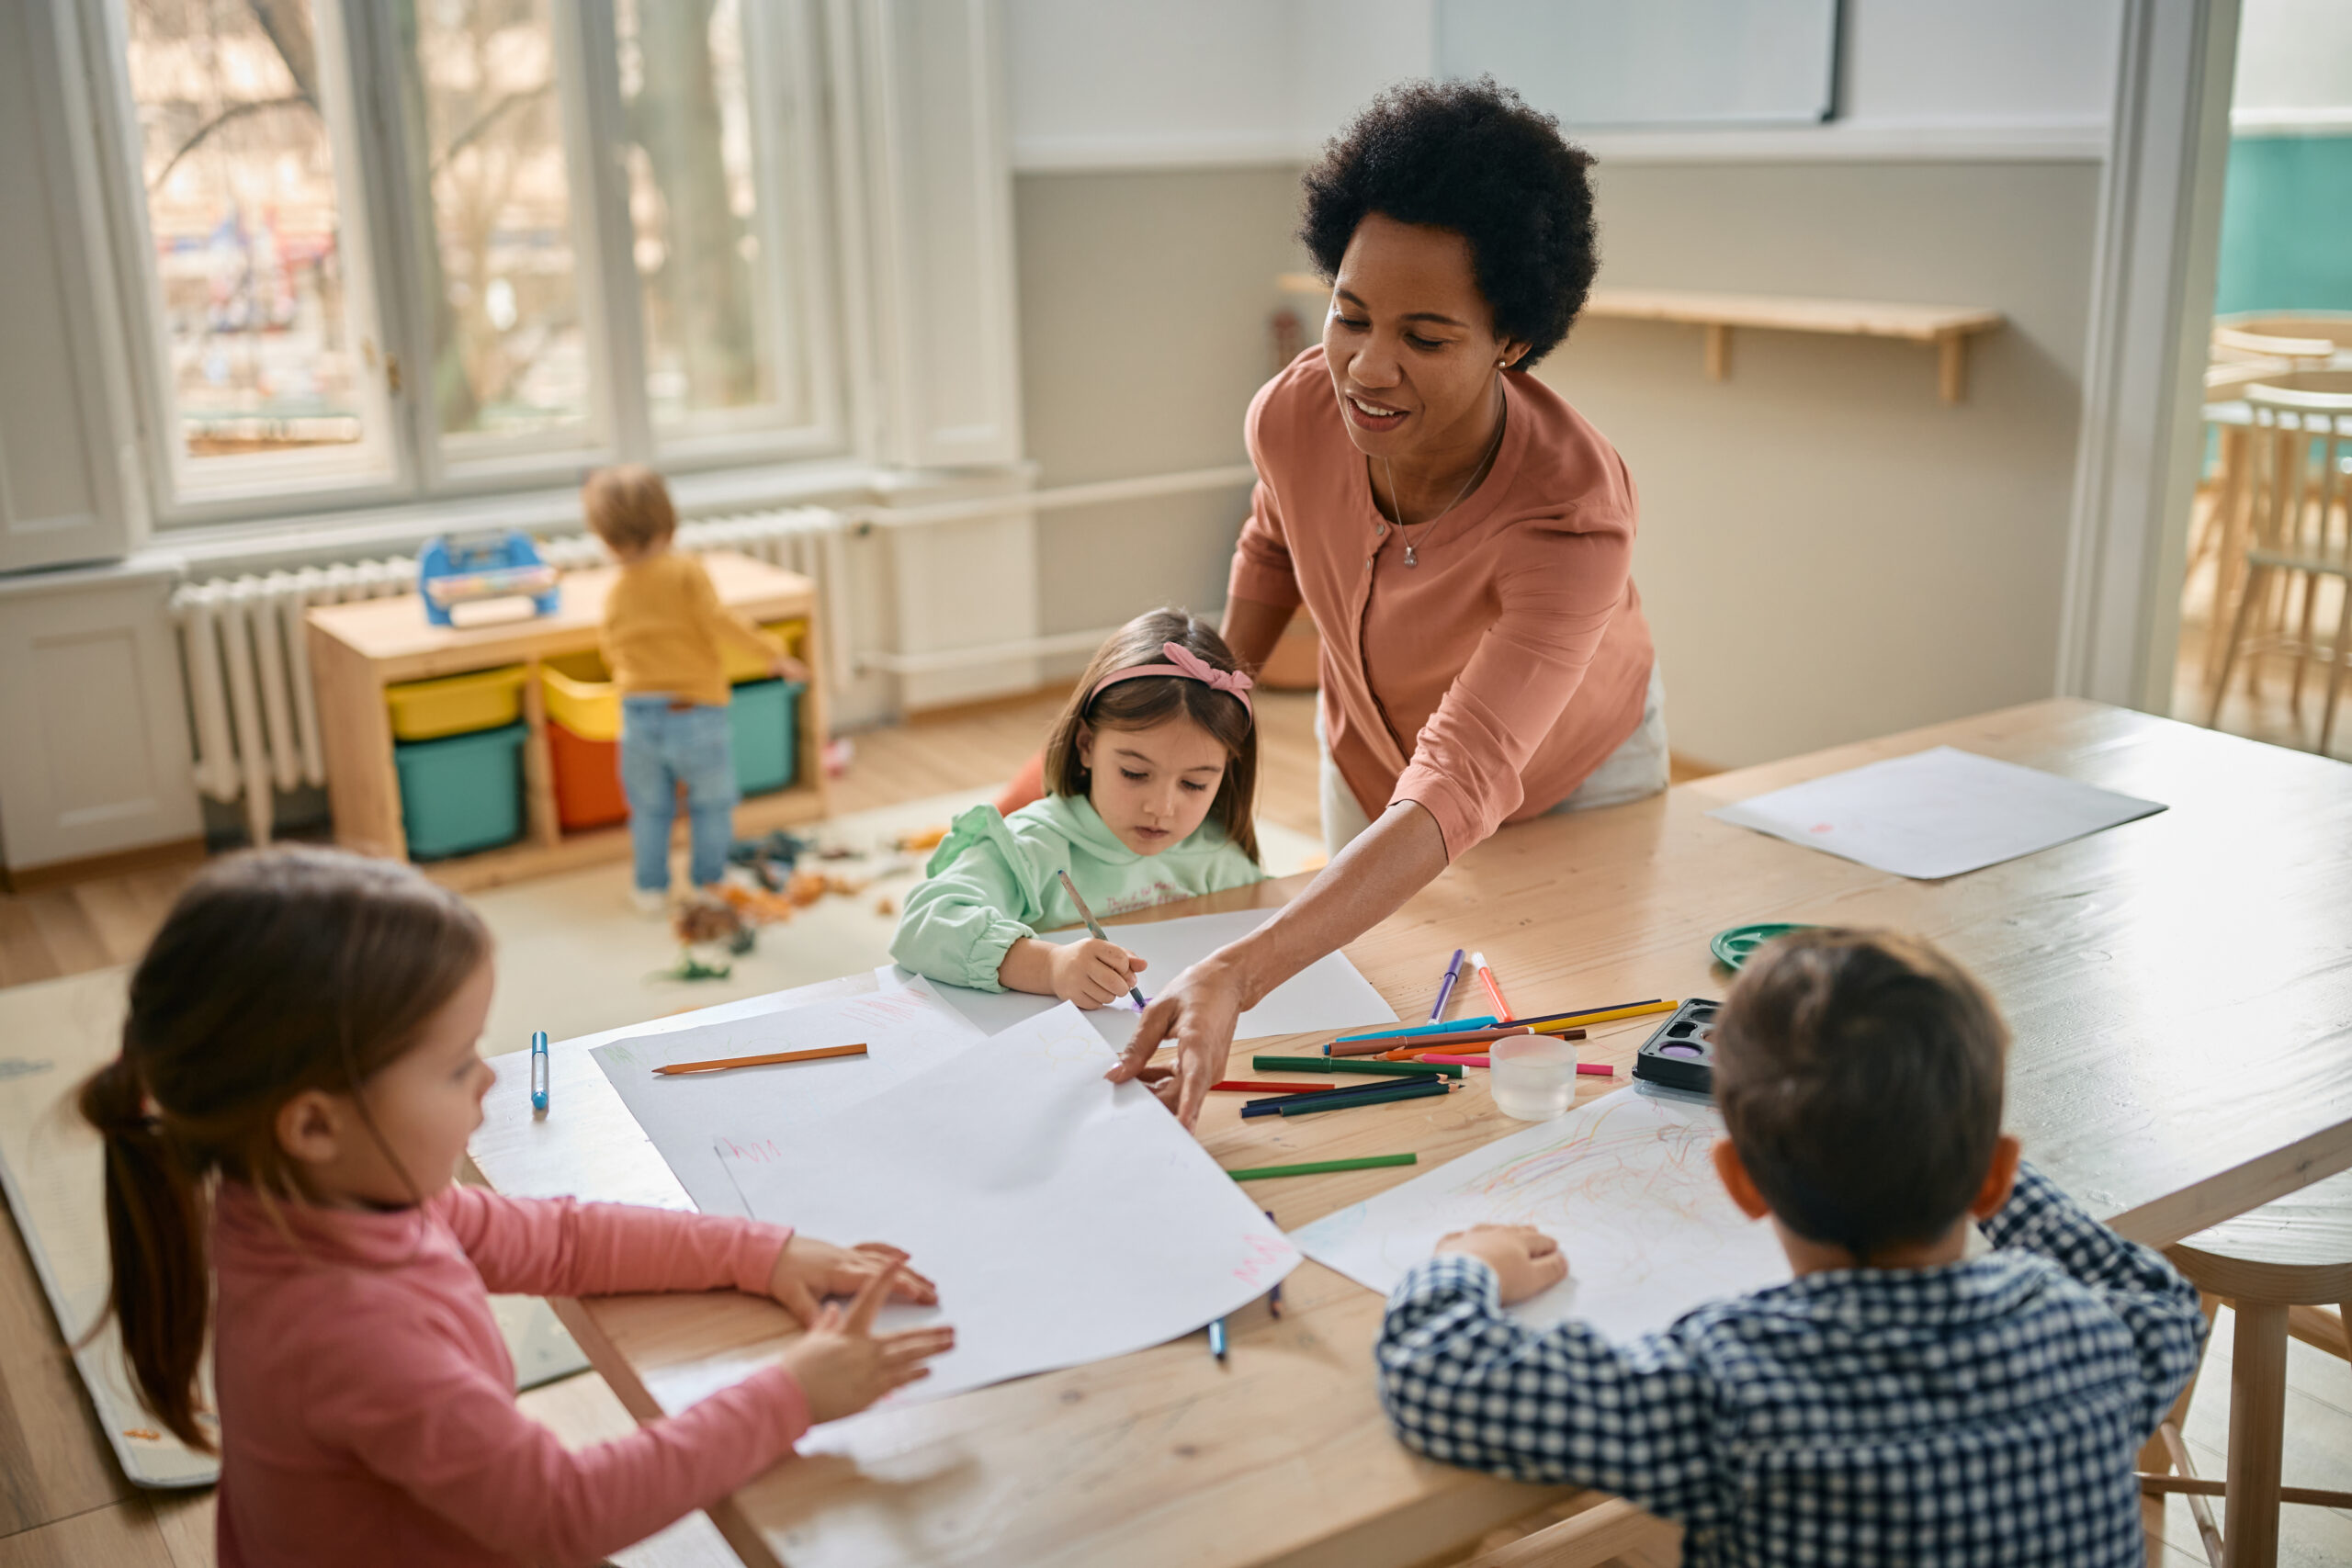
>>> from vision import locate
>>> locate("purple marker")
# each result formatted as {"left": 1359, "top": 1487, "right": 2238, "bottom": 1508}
{"left": 1429, "top": 948, "right": 1465, "bottom": 1022}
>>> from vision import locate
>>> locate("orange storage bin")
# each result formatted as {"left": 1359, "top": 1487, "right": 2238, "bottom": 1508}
{"left": 547, "top": 716, "right": 629, "bottom": 831}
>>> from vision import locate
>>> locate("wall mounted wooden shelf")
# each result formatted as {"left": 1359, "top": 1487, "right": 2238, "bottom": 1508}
{"left": 1581, "top": 288, "right": 2005, "bottom": 403}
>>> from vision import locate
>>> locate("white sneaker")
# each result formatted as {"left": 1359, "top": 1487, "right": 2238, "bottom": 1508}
{"left": 630, "top": 887, "right": 670, "bottom": 918}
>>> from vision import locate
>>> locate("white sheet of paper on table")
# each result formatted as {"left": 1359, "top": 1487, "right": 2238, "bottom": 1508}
{"left": 718, "top": 1003, "right": 1299, "bottom": 1414}
{"left": 902, "top": 906, "right": 1397, "bottom": 1047}
{"left": 1707, "top": 745, "right": 2165, "bottom": 880}
{"left": 1294, "top": 1087, "right": 1790, "bottom": 1342}
{"left": 590, "top": 978, "right": 986, "bottom": 1216}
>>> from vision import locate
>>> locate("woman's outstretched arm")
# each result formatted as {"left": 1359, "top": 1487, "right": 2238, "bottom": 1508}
{"left": 1107, "top": 798, "right": 1447, "bottom": 1127}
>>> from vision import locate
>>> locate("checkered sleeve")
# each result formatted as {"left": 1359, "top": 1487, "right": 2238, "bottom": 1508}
{"left": 1980, "top": 1159, "right": 2209, "bottom": 1436}
{"left": 1374, "top": 1256, "right": 1720, "bottom": 1529}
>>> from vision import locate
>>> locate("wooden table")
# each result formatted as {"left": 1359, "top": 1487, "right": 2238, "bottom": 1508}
{"left": 469, "top": 698, "right": 2352, "bottom": 1568}
{"left": 307, "top": 551, "right": 829, "bottom": 893}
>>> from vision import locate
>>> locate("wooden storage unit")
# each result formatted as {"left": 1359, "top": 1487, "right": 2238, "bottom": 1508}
{"left": 306, "top": 551, "right": 830, "bottom": 893}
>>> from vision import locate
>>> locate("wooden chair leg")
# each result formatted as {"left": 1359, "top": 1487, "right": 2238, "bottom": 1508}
{"left": 2319, "top": 578, "right": 2352, "bottom": 757}
{"left": 2143, "top": 1292, "right": 2221, "bottom": 1473}
{"left": 2222, "top": 1301, "right": 2289, "bottom": 1568}
{"left": 2211, "top": 566, "right": 2269, "bottom": 728}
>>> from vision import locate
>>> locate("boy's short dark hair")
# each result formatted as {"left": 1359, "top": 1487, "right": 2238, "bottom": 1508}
{"left": 582, "top": 464, "right": 677, "bottom": 555}
{"left": 1714, "top": 931, "right": 2008, "bottom": 1262}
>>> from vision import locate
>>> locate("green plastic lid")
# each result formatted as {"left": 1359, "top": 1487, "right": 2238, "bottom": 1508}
{"left": 1712, "top": 922, "right": 1816, "bottom": 970}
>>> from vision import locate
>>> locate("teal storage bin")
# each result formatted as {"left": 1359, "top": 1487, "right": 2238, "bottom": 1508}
{"left": 394, "top": 722, "right": 526, "bottom": 860}
{"left": 729, "top": 680, "right": 803, "bottom": 795}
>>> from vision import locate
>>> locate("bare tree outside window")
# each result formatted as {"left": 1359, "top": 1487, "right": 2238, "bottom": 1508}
{"left": 125, "top": 0, "right": 379, "bottom": 469}
{"left": 402, "top": 0, "right": 591, "bottom": 445}
{"left": 618, "top": 0, "right": 792, "bottom": 431}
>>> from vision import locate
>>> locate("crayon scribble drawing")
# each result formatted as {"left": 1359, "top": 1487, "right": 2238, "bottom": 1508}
{"left": 1295, "top": 1088, "right": 1792, "bottom": 1341}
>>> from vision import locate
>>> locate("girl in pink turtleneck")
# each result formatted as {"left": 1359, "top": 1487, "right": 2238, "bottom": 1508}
{"left": 79, "top": 847, "right": 954, "bottom": 1568}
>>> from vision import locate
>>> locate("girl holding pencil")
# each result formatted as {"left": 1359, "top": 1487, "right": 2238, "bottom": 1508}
{"left": 81, "top": 847, "right": 952, "bottom": 1568}
{"left": 891, "top": 609, "right": 1266, "bottom": 1008}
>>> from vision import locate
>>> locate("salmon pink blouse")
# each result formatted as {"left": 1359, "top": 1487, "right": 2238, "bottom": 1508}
{"left": 1227, "top": 348, "right": 1655, "bottom": 858}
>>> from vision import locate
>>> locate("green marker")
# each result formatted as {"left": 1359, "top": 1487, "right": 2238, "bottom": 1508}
{"left": 1225, "top": 1153, "right": 1419, "bottom": 1181}
{"left": 1252, "top": 1055, "right": 1463, "bottom": 1079}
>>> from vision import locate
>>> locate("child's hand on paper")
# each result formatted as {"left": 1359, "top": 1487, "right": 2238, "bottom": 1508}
{"left": 768, "top": 1235, "right": 938, "bottom": 1325}
{"left": 1050, "top": 939, "right": 1147, "bottom": 1009}
{"left": 776, "top": 1260, "right": 956, "bottom": 1423}
{"left": 1436, "top": 1224, "right": 1567, "bottom": 1303}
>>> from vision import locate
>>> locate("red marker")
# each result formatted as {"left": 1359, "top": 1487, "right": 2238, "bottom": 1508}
{"left": 1470, "top": 950, "right": 1512, "bottom": 1021}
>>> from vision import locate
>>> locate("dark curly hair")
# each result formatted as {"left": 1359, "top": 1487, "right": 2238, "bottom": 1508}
{"left": 1301, "top": 78, "right": 1597, "bottom": 368}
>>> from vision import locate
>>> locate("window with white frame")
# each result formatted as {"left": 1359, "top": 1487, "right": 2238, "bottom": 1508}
{"left": 96, "top": 0, "right": 849, "bottom": 524}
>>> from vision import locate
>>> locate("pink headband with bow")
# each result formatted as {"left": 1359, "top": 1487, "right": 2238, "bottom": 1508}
{"left": 1088, "top": 641, "right": 1254, "bottom": 714}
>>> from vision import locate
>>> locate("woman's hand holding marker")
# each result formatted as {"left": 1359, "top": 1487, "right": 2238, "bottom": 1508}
{"left": 775, "top": 1259, "right": 956, "bottom": 1424}
{"left": 1435, "top": 1224, "right": 1568, "bottom": 1304}
{"left": 1049, "top": 939, "right": 1147, "bottom": 1010}
{"left": 767, "top": 1235, "right": 938, "bottom": 1325}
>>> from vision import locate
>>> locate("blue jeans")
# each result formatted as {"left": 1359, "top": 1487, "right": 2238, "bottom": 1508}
{"left": 619, "top": 696, "right": 739, "bottom": 891}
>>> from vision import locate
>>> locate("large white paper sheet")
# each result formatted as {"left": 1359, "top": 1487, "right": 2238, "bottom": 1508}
{"left": 1707, "top": 746, "right": 2165, "bottom": 880}
{"left": 906, "top": 907, "right": 1396, "bottom": 1047}
{"left": 1294, "top": 1088, "right": 1790, "bottom": 1341}
{"left": 591, "top": 979, "right": 986, "bottom": 1215}
{"left": 718, "top": 1003, "right": 1298, "bottom": 1408}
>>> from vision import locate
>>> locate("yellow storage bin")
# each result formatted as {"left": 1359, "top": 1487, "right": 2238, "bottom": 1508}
{"left": 721, "top": 620, "right": 808, "bottom": 684}
{"left": 540, "top": 651, "right": 620, "bottom": 743}
{"left": 384, "top": 664, "right": 528, "bottom": 742}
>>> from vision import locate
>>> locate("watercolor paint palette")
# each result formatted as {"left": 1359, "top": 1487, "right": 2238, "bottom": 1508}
{"left": 1631, "top": 998, "right": 1723, "bottom": 1095}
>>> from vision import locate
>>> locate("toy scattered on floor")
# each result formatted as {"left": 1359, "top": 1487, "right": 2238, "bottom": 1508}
{"left": 893, "top": 825, "right": 947, "bottom": 852}
{"left": 821, "top": 736, "right": 854, "bottom": 776}
{"left": 650, "top": 953, "right": 734, "bottom": 983}
{"left": 728, "top": 829, "right": 808, "bottom": 891}
{"left": 417, "top": 530, "right": 559, "bottom": 627}
{"left": 673, "top": 894, "right": 755, "bottom": 954}
{"left": 876, "top": 895, "right": 898, "bottom": 917}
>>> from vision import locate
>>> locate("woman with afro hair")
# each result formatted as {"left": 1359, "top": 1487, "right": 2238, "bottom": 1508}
{"left": 1111, "top": 79, "right": 1667, "bottom": 1128}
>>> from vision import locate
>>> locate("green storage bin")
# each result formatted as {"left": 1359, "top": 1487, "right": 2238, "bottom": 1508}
{"left": 729, "top": 680, "right": 802, "bottom": 795}
{"left": 393, "top": 722, "right": 526, "bottom": 860}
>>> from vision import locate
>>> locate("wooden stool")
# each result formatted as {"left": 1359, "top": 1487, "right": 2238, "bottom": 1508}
{"left": 2137, "top": 1170, "right": 2352, "bottom": 1568}
{"left": 2207, "top": 371, "right": 2352, "bottom": 754}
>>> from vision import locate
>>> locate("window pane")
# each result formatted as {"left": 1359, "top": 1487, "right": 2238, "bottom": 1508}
{"left": 616, "top": 0, "right": 804, "bottom": 432}
{"left": 407, "top": 0, "right": 592, "bottom": 447}
{"left": 122, "top": 0, "right": 385, "bottom": 479}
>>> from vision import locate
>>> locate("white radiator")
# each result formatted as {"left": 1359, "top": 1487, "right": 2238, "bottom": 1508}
{"left": 170, "top": 507, "right": 847, "bottom": 848}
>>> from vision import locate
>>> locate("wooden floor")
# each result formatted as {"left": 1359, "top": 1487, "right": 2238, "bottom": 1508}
{"left": 8, "top": 683, "right": 2333, "bottom": 1566}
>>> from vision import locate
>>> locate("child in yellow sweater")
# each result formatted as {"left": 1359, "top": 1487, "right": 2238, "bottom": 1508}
{"left": 585, "top": 467, "right": 807, "bottom": 910}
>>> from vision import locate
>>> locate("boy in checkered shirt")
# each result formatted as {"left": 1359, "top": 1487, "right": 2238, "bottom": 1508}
{"left": 1374, "top": 931, "right": 2207, "bottom": 1566}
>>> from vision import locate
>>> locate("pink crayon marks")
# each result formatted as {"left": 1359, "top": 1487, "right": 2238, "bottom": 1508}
{"left": 1232, "top": 1229, "right": 1293, "bottom": 1288}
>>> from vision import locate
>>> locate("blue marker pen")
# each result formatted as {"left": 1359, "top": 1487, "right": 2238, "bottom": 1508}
{"left": 1429, "top": 948, "right": 1465, "bottom": 1021}
{"left": 1207, "top": 1316, "right": 1227, "bottom": 1361}
{"left": 530, "top": 1030, "right": 548, "bottom": 1114}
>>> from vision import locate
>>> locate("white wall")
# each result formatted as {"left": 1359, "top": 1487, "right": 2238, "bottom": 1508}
{"left": 1003, "top": 0, "right": 2122, "bottom": 169}
{"left": 2232, "top": 0, "right": 2352, "bottom": 127}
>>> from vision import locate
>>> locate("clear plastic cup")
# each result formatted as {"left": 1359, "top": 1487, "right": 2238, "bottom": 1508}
{"left": 1490, "top": 1033, "right": 1578, "bottom": 1121}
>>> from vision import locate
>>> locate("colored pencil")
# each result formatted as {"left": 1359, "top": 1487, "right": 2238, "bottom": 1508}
{"left": 1056, "top": 869, "right": 1148, "bottom": 1010}
{"left": 1414, "top": 1055, "right": 1615, "bottom": 1075}
{"left": 1429, "top": 948, "right": 1465, "bottom": 1021}
{"left": 1329, "top": 1016, "right": 1501, "bottom": 1046}
{"left": 1241, "top": 1075, "right": 1442, "bottom": 1110}
{"left": 1245, "top": 1079, "right": 1453, "bottom": 1119}
{"left": 1518, "top": 998, "right": 1679, "bottom": 1032}
{"left": 1252, "top": 1055, "right": 1464, "bottom": 1078}
{"left": 1264, "top": 1212, "right": 1283, "bottom": 1317}
{"left": 1210, "top": 1079, "right": 1334, "bottom": 1094}
{"left": 1384, "top": 1027, "right": 1581, "bottom": 1061}
{"left": 654, "top": 1043, "right": 867, "bottom": 1076}
{"left": 1332, "top": 1025, "right": 1532, "bottom": 1058}
{"left": 1225, "top": 1154, "right": 1418, "bottom": 1180}
{"left": 1471, "top": 951, "right": 1512, "bottom": 1020}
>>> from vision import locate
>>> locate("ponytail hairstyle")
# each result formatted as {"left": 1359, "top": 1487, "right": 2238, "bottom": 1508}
{"left": 77, "top": 847, "right": 491, "bottom": 1450}
{"left": 1044, "top": 608, "right": 1261, "bottom": 864}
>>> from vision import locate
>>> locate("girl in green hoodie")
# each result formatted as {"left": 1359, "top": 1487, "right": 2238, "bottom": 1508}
{"left": 891, "top": 609, "right": 1267, "bottom": 1005}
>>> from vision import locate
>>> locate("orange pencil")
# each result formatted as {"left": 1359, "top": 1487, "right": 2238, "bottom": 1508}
{"left": 654, "top": 1043, "right": 868, "bottom": 1076}
{"left": 1385, "top": 1028, "right": 1582, "bottom": 1061}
